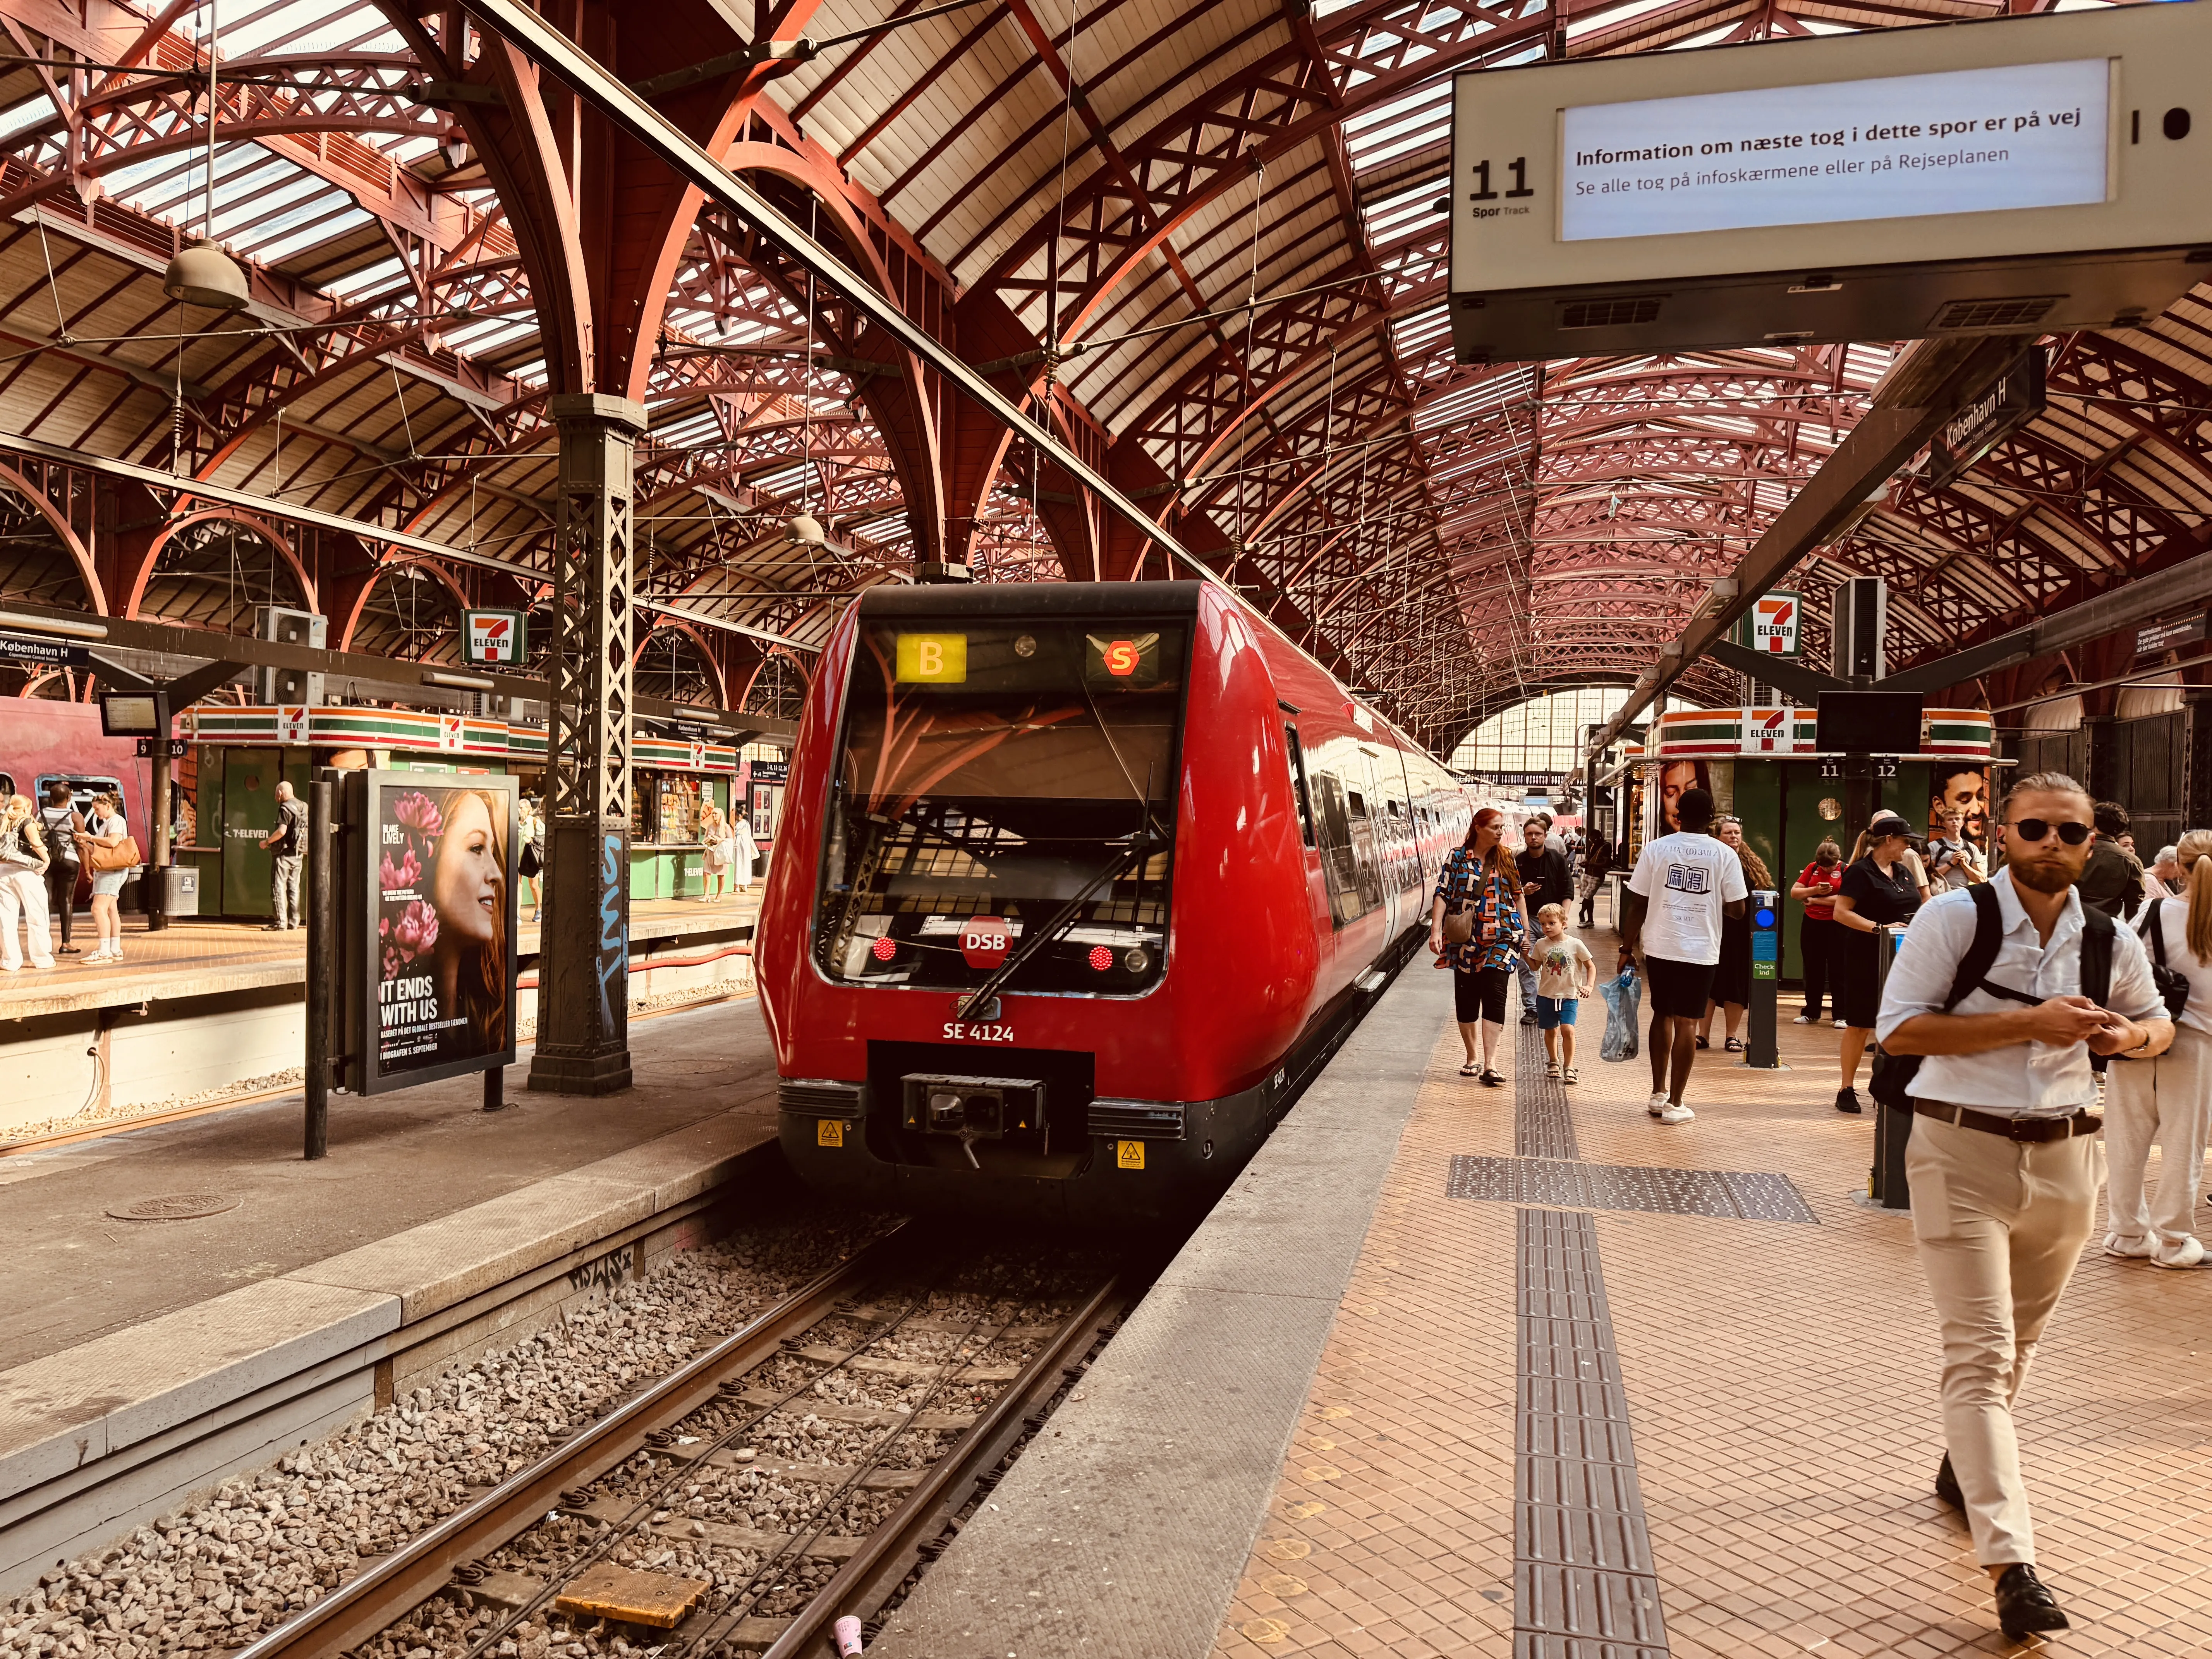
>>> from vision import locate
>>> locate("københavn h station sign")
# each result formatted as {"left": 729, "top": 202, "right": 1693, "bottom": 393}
{"left": 1449, "top": 4, "right": 2211, "bottom": 362}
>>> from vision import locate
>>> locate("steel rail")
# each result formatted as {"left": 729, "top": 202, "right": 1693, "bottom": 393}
{"left": 762, "top": 1272, "right": 1134, "bottom": 1658}
{"left": 228, "top": 1226, "right": 913, "bottom": 1659}
{"left": 458, "top": 0, "right": 1215, "bottom": 591}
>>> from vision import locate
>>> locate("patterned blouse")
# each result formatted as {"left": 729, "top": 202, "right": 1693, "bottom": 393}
{"left": 1433, "top": 847, "right": 1527, "bottom": 973}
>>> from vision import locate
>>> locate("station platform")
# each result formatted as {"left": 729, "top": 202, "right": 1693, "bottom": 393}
{"left": 0, "top": 894, "right": 760, "bottom": 1142}
{"left": 878, "top": 938, "right": 2212, "bottom": 1658}
{"left": 0, "top": 995, "right": 782, "bottom": 1594}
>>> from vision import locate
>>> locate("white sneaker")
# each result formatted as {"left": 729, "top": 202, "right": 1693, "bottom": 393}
{"left": 1792, "top": 1013, "right": 1814, "bottom": 1025}
{"left": 2150, "top": 1238, "right": 2206, "bottom": 1270}
{"left": 2103, "top": 1231, "right": 2155, "bottom": 1259}
{"left": 1646, "top": 1091, "right": 1671, "bottom": 1117}
{"left": 1657, "top": 1102, "right": 1695, "bottom": 1125}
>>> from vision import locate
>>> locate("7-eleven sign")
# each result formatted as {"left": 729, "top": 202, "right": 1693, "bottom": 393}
{"left": 1741, "top": 706, "right": 1793, "bottom": 754}
{"left": 1748, "top": 592, "right": 1801, "bottom": 656}
{"left": 464, "top": 609, "right": 526, "bottom": 666}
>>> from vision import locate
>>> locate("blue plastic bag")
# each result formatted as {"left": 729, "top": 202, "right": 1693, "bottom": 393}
{"left": 1598, "top": 965, "right": 1642, "bottom": 1061}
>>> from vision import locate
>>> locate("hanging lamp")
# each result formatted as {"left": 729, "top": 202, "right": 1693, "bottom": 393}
{"left": 161, "top": 3, "right": 247, "bottom": 311}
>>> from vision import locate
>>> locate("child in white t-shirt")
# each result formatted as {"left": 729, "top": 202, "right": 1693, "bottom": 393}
{"left": 1525, "top": 904, "right": 1598, "bottom": 1083}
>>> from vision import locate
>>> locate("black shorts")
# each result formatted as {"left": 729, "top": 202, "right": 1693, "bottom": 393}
{"left": 1455, "top": 965, "right": 1510, "bottom": 1025}
{"left": 1642, "top": 954, "right": 1717, "bottom": 1020}
{"left": 1839, "top": 934, "right": 1883, "bottom": 1029}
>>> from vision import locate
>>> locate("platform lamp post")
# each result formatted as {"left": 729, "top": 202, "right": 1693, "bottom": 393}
{"left": 303, "top": 772, "right": 335, "bottom": 1160}
{"left": 529, "top": 394, "right": 646, "bottom": 1097}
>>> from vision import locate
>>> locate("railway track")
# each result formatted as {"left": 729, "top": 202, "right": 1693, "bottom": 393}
{"left": 230, "top": 1224, "right": 1133, "bottom": 1659}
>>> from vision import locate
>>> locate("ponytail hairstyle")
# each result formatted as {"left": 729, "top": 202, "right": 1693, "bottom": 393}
{"left": 2177, "top": 828, "right": 2212, "bottom": 965}
{"left": 1459, "top": 807, "right": 1524, "bottom": 896}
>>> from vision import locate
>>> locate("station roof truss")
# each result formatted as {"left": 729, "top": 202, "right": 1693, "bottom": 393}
{"left": 0, "top": 0, "right": 2203, "bottom": 746}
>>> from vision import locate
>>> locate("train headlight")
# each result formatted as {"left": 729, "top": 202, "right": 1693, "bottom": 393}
{"left": 1087, "top": 945, "right": 1113, "bottom": 971}
{"left": 1123, "top": 946, "right": 1149, "bottom": 973}
{"left": 1014, "top": 633, "right": 1037, "bottom": 658}
{"left": 871, "top": 936, "right": 898, "bottom": 961}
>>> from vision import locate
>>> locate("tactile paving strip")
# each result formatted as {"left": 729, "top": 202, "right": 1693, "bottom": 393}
{"left": 1512, "top": 1022, "right": 1670, "bottom": 1658}
{"left": 1447, "top": 1155, "right": 1819, "bottom": 1225}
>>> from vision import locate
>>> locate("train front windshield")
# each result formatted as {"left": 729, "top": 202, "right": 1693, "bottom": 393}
{"left": 816, "top": 620, "right": 1186, "bottom": 994}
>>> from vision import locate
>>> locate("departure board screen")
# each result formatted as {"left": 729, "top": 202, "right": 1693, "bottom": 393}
{"left": 1559, "top": 57, "right": 2109, "bottom": 242}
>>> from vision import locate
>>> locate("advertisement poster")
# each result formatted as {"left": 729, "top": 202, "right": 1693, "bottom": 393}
{"left": 343, "top": 771, "right": 519, "bottom": 1094}
{"left": 1926, "top": 762, "right": 1991, "bottom": 852}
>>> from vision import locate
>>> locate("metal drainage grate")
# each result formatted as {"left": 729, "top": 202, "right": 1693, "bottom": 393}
{"left": 1449, "top": 1156, "right": 1817, "bottom": 1225}
{"left": 105, "top": 1193, "right": 242, "bottom": 1222}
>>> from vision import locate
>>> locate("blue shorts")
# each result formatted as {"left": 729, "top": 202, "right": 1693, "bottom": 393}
{"left": 1535, "top": 996, "right": 1578, "bottom": 1030}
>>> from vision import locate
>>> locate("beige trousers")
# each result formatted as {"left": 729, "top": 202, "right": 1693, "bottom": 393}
{"left": 2106, "top": 1024, "right": 2212, "bottom": 1249}
{"left": 1906, "top": 1111, "right": 2102, "bottom": 1565}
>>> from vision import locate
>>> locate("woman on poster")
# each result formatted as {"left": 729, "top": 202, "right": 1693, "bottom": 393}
{"left": 377, "top": 786, "right": 512, "bottom": 1073}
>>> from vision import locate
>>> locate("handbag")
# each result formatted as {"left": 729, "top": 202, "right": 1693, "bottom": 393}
{"left": 2142, "top": 902, "right": 2191, "bottom": 1022}
{"left": 88, "top": 835, "right": 142, "bottom": 872}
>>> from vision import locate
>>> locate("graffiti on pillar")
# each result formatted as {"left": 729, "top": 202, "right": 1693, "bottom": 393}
{"left": 597, "top": 831, "right": 626, "bottom": 1034}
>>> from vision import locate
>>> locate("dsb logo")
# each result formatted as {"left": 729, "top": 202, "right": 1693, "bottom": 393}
{"left": 960, "top": 916, "right": 1013, "bottom": 970}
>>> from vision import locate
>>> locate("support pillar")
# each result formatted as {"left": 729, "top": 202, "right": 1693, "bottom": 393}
{"left": 529, "top": 394, "right": 645, "bottom": 1097}
{"left": 2182, "top": 689, "right": 2212, "bottom": 836}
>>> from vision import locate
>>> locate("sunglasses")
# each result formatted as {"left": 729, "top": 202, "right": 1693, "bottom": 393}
{"left": 2009, "top": 818, "right": 2092, "bottom": 846}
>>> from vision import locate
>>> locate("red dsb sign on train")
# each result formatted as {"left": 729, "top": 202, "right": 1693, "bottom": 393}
{"left": 960, "top": 917, "right": 1013, "bottom": 970}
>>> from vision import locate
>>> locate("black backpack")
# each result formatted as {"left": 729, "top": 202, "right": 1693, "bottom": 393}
{"left": 2140, "top": 903, "right": 2192, "bottom": 1022}
{"left": 1869, "top": 885, "right": 2115, "bottom": 1109}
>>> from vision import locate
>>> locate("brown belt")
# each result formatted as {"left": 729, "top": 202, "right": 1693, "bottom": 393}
{"left": 1912, "top": 1100, "right": 2102, "bottom": 1143}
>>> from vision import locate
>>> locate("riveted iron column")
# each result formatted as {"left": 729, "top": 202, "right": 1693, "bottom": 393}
{"left": 528, "top": 393, "right": 644, "bottom": 1097}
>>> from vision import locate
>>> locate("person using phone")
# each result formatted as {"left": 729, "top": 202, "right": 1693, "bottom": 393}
{"left": 1879, "top": 772, "right": 2172, "bottom": 1642}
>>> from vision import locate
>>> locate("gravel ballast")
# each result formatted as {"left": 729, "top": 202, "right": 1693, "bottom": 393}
{"left": 0, "top": 1211, "right": 886, "bottom": 1659}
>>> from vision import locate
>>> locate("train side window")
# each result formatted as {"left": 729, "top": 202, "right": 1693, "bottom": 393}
{"left": 1282, "top": 723, "right": 1315, "bottom": 847}
{"left": 1346, "top": 789, "right": 1367, "bottom": 818}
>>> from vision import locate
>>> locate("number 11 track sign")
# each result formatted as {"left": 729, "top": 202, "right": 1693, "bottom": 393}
{"left": 1449, "top": 5, "right": 2212, "bottom": 364}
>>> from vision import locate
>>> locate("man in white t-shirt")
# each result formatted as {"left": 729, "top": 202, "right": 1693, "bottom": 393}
{"left": 1620, "top": 786, "right": 1747, "bottom": 1123}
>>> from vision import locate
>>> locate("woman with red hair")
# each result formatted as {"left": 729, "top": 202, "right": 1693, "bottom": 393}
{"left": 1429, "top": 807, "right": 1530, "bottom": 1087}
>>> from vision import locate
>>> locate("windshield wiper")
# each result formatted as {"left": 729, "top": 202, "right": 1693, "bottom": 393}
{"left": 955, "top": 823, "right": 1161, "bottom": 1019}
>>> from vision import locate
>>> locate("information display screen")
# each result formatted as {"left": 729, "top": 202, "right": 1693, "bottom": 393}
{"left": 1560, "top": 57, "right": 2109, "bottom": 242}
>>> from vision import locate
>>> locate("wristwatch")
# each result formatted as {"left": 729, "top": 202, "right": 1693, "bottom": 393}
{"left": 2123, "top": 1027, "right": 2156, "bottom": 1059}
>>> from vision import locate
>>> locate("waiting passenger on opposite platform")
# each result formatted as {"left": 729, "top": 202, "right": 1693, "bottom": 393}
{"left": 1618, "top": 786, "right": 1745, "bottom": 1125}
{"left": 1879, "top": 770, "right": 2171, "bottom": 1642}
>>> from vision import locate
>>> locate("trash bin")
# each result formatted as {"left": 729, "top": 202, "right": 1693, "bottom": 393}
{"left": 133, "top": 865, "right": 201, "bottom": 917}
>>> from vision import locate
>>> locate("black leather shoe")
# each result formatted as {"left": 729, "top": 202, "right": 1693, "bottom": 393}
{"left": 1835, "top": 1087, "right": 1863, "bottom": 1114}
{"left": 1935, "top": 1452, "right": 1963, "bottom": 1511}
{"left": 1993, "top": 1563, "right": 2069, "bottom": 1640}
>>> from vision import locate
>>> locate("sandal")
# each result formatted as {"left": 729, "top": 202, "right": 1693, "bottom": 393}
{"left": 1563, "top": 1067, "right": 1579, "bottom": 1084}
{"left": 1694, "top": 1035, "right": 1710, "bottom": 1050}
{"left": 1724, "top": 1037, "right": 1744, "bottom": 1053}
{"left": 1479, "top": 1068, "right": 1505, "bottom": 1088}
{"left": 1545, "top": 1061, "right": 1561, "bottom": 1080}
{"left": 1459, "top": 1063, "right": 1480, "bottom": 1077}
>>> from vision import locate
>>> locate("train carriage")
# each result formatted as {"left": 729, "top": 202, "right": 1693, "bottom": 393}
{"left": 758, "top": 580, "right": 1469, "bottom": 1226}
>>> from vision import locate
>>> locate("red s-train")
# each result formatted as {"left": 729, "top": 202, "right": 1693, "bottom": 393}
{"left": 756, "top": 581, "right": 1470, "bottom": 1225}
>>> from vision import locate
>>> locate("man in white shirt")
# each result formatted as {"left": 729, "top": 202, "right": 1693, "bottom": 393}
{"left": 1620, "top": 786, "right": 1746, "bottom": 1123}
{"left": 1879, "top": 771, "right": 2171, "bottom": 1643}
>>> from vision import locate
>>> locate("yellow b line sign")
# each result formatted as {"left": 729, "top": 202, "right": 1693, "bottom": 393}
{"left": 896, "top": 633, "right": 967, "bottom": 683}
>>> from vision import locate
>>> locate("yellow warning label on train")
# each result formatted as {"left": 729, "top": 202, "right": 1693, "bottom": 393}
{"left": 817, "top": 1119, "right": 845, "bottom": 1147}
{"left": 1116, "top": 1139, "right": 1145, "bottom": 1169}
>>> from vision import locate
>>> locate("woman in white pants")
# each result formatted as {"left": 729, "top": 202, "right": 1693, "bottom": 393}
{"left": 2106, "top": 828, "right": 2212, "bottom": 1269}
{"left": 0, "top": 795, "right": 56, "bottom": 972}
